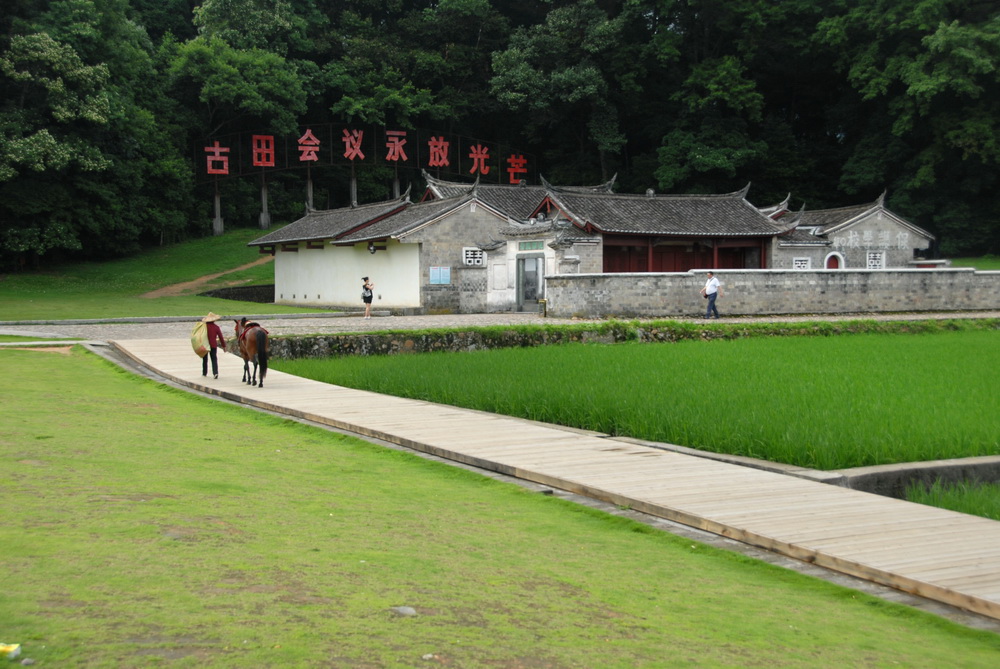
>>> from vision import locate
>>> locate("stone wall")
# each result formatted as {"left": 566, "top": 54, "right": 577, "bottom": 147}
{"left": 265, "top": 318, "right": 998, "bottom": 361}
{"left": 544, "top": 269, "right": 1000, "bottom": 318}
{"left": 839, "top": 457, "right": 1000, "bottom": 498}
{"left": 268, "top": 328, "right": 622, "bottom": 359}
{"left": 403, "top": 203, "right": 498, "bottom": 313}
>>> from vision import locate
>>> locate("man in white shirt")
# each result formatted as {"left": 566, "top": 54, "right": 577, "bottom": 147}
{"left": 700, "top": 271, "right": 722, "bottom": 318}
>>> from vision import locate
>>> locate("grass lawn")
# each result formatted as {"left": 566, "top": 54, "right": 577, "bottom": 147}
{"left": 0, "top": 227, "right": 318, "bottom": 320}
{"left": 0, "top": 336, "right": 80, "bottom": 342}
{"left": 950, "top": 255, "right": 1000, "bottom": 270}
{"left": 3, "top": 346, "right": 1000, "bottom": 667}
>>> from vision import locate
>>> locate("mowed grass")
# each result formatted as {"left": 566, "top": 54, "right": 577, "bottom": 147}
{"left": 950, "top": 255, "right": 1000, "bottom": 270}
{"left": 0, "top": 227, "right": 314, "bottom": 320}
{"left": 272, "top": 330, "right": 1000, "bottom": 471}
{"left": 3, "top": 347, "right": 1000, "bottom": 667}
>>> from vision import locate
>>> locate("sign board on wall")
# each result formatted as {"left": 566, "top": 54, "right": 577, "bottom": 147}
{"left": 429, "top": 266, "right": 451, "bottom": 285}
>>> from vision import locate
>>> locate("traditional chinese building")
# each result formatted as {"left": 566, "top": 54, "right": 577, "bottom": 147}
{"left": 248, "top": 177, "right": 602, "bottom": 313}
{"left": 523, "top": 179, "right": 793, "bottom": 272}
{"left": 764, "top": 193, "right": 935, "bottom": 270}
{"left": 250, "top": 176, "right": 937, "bottom": 314}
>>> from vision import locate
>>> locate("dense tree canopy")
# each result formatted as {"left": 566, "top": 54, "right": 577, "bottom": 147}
{"left": 1, "top": 0, "right": 998, "bottom": 267}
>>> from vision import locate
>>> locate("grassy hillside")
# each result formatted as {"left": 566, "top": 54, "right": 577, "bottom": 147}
{"left": 0, "top": 227, "right": 317, "bottom": 320}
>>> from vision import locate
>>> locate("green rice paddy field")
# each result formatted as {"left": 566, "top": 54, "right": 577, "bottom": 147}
{"left": 272, "top": 330, "right": 1000, "bottom": 472}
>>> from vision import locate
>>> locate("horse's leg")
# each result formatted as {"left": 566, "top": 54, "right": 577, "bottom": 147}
{"left": 242, "top": 359, "right": 250, "bottom": 384}
{"left": 251, "top": 359, "right": 259, "bottom": 386}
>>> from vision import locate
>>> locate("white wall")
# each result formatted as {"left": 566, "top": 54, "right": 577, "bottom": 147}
{"left": 484, "top": 239, "right": 557, "bottom": 311}
{"left": 273, "top": 240, "right": 421, "bottom": 308}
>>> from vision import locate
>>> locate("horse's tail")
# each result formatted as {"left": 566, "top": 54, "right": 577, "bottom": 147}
{"left": 256, "top": 329, "right": 268, "bottom": 378}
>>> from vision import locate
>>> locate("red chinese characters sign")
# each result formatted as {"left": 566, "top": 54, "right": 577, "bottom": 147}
{"left": 199, "top": 123, "right": 533, "bottom": 184}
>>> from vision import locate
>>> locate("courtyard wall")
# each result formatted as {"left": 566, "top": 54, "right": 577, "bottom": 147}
{"left": 543, "top": 268, "right": 1000, "bottom": 318}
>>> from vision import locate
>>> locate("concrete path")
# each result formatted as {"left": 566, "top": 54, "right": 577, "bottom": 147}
{"left": 2, "top": 309, "right": 998, "bottom": 342}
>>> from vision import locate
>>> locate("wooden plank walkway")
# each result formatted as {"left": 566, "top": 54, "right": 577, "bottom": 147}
{"left": 111, "top": 338, "right": 1000, "bottom": 620}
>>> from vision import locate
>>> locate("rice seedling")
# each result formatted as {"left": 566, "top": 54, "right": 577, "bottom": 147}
{"left": 272, "top": 330, "right": 1000, "bottom": 471}
{"left": 906, "top": 480, "right": 1000, "bottom": 521}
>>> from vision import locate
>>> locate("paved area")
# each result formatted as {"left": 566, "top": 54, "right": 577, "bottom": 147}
{"left": 0, "top": 312, "right": 581, "bottom": 341}
{"left": 2, "top": 309, "right": 997, "bottom": 342}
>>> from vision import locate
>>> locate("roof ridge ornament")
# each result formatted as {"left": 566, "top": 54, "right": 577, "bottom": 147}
{"left": 606, "top": 173, "right": 617, "bottom": 193}
{"left": 540, "top": 173, "right": 618, "bottom": 194}
{"left": 789, "top": 202, "right": 806, "bottom": 226}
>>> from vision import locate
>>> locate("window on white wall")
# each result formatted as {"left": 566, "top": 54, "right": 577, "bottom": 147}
{"left": 866, "top": 251, "right": 884, "bottom": 269}
{"left": 792, "top": 257, "right": 811, "bottom": 270}
{"left": 462, "top": 247, "right": 485, "bottom": 266}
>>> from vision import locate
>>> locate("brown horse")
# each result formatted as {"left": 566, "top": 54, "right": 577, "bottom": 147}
{"left": 234, "top": 318, "right": 269, "bottom": 387}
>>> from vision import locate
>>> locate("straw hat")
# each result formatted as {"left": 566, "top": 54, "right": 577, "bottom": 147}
{"left": 201, "top": 312, "right": 221, "bottom": 323}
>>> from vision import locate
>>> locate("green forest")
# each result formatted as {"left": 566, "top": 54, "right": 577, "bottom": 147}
{"left": 2, "top": 0, "right": 999, "bottom": 270}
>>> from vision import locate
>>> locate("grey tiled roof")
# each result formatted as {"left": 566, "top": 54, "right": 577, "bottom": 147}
{"left": 338, "top": 195, "right": 475, "bottom": 243}
{"left": 547, "top": 189, "right": 793, "bottom": 237}
{"left": 539, "top": 174, "right": 617, "bottom": 194}
{"left": 423, "top": 173, "right": 547, "bottom": 220}
{"left": 794, "top": 203, "right": 874, "bottom": 233}
{"left": 249, "top": 193, "right": 482, "bottom": 247}
{"left": 425, "top": 172, "right": 792, "bottom": 238}
{"left": 248, "top": 197, "right": 408, "bottom": 246}
{"left": 784, "top": 195, "right": 934, "bottom": 241}
{"left": 777, "top": 227, "right": 830, "bottom": 246}
{"left": 422, "top": 171, "right": 617, "bottom": 220}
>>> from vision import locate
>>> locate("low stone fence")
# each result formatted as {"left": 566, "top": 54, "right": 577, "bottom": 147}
{"left": 268, "top": 328, "right": 623, "bottom": 359}
{"left": 264, "top": 317, "right": 999, "bottom": 360}
{"left": 544, "top": 268, "right": 1000, "bottom": 319}
{"left": 838, "top": 456, "right": 1000, "bottom": 498}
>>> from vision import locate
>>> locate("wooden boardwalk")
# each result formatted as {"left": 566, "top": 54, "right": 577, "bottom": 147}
{"left": 111, "top": 338, "right": 1000, "bottom": 621}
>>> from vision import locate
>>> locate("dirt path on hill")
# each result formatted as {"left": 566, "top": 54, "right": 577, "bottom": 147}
{"left": 141, "top": 256, "right": 273, "bottom": 298}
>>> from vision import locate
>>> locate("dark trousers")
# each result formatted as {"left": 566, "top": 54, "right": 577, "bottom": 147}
{"left": 202, "top": 348, "right": 219, "bottom": 376}
{"left": 705, "top": 292, "right": 719, "bottom": 318}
